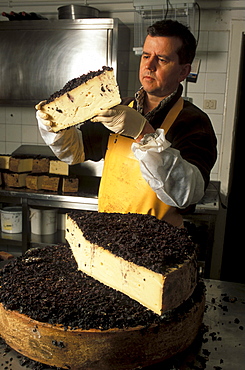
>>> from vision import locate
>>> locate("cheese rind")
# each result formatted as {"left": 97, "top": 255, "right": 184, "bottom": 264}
{"left": 66, "top": 215, "right": 197, "bottom": 315}
{"left": 37, "top": 68, "right": 121, "bottom": 132}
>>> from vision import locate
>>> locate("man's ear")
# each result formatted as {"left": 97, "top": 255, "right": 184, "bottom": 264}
{"left": 179, "top": 64, "right": 191, "bottom": 82}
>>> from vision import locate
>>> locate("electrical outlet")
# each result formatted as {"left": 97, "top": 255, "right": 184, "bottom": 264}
{"left": 204, "top": 99, "right": 217, "bottom": 109}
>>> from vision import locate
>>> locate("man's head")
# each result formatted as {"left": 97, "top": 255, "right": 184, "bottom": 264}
{"left": 139, "top": 20, "right": 196, "bottom": 100}
{"left": 147, "top": 19, "right": 197, "bottom": 65}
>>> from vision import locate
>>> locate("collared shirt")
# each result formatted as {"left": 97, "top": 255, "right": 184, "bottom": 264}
{"left": 135, "top": 86, "right": 178, "bottom": 122}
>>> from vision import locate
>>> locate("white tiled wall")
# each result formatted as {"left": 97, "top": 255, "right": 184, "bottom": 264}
{"left": 0, "top": 106, "right": 44, "bottom": 154}
{"left": 187, "top": 30, "right": 230, "bottom": 181}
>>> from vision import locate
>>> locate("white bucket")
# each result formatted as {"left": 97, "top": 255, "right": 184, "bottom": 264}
{"left": 1, "top": 206, "right": 22, "bottom": 233}
{"left": 30, "top": 208, "right": 57, "bottom": 235}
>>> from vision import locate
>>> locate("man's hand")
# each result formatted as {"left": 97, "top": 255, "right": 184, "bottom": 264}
{"left": 36, "top": 101, "right": 55, "bottom": 132}
{"left": 91, "top": 105, "right": 148, "bottom": 139}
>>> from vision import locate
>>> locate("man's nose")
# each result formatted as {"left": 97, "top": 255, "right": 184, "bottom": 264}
{"left": 146, "top": 57, "right": 156, "bottom": 71}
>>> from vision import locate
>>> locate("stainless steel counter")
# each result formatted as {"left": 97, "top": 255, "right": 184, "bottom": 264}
{"left": 0, "top": 279, "right": 244, "bottom": 370}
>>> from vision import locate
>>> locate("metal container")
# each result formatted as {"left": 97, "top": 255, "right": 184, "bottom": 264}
{"left": 58, "top": 5, "right": 99, "bottom": 19}
{"left": 0, "top": 19, "right": 129, "bottom": 106}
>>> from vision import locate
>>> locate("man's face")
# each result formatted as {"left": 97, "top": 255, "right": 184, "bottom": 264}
{"left": 139, "top": 35, "right": 191, "bottom": 98}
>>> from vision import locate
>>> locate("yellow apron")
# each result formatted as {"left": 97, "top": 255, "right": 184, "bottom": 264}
{"left": 98, "top": 97, "right": 184, "bottom": 226}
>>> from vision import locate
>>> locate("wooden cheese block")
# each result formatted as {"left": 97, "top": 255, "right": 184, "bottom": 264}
{"left": 0, "top": 251, "right": 14, "bottom": 261}
{"left": 40, "top": 175, "right": 60, "bottom": 191}
{"left": 49, "top": 160, "right": 69, "bottom": 176}
{"left": 0, "top": 155, "right": 11, "bottom": 169}
{"left": 26, "top": 174, "right": 45, "bottom": 190}
{"left": 9, "top": 157, "right": 33, "bottom": 173}
{"left": 0, "top": 287, "right": 205, "bottom": 370}
{"left": 62, "top": 177, "right": 79, "bottom": 193}
{"left": 32, "top": 157, "right": 50, "bottom": 173}
{"left": 3, "top": 172, "right": 27, "bottom": 188}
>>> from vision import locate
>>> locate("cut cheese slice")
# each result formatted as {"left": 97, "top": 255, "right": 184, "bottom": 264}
{"left": 49, "top": 160, "right": 69, "bottom": 176}
{"left": 66, "top": 212, "right": 197, "bottom": 315}
{"left": 0, "top": 155, "right": 11, "bottom": 169}
{"left": 36, "top": 67, "right": 121, "bottom": 132}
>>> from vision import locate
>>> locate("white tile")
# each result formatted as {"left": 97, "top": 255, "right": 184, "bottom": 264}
{"left": 206, "top": 73, "right": 227, "bottom": 94}
{"left": 208, "top": 31, "right": 229, "bottom": 52}
{"left": 206, "top": 51, "right": 228, "bottom": 73}
{"left": 0, "top": 142, "right": 6, "bottom": 153}
{"left": 215, "top": 134, "right": 222, "bottom": 154}
{"left": 203, "top": 93, "right": 225, "bottom": 115}
{"left": 188, "top": 72, "right": 205, "bottom": 93}
{"left": 5, "top": 107, "right": 22, "bottom": 125}
{"left": 0, "top": 124, "right": 6, "bottom": 141}
{"left": 196, "top": 53, "right": 207, "bottom": 73}
{"left": 6, "top": 142, "right": 20, "bottom": 154}
{"left": 0, "top": 107, "right": 6, "bottom": 123}
{"left": 208, "top": 114, "right": 223, "bottom": 135}
{"left": 21, "top": 107, "right": 37, "bottom": 125}
{"left": 6, "top": 124, "right": 21, "bottom": 142}
{"left": 188, "top": 93, "right": 204, "bottom": 110}
{"left": 212, "top": 156, "right": 220, "bottom": 174}
{"left": 21, "top": 125, "right": 38, "bottom": 144}
{"left": 196, "top": 31, "right": 208, "bottom": 52}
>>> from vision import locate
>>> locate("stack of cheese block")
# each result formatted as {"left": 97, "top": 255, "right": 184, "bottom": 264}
{"left": 0, "top": 154, "right": 78, "bottom": 193}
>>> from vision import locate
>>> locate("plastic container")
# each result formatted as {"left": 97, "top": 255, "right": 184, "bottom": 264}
{"left": 30, "top": 208, "right": 57, "bottom": 235}
{"left": 1, "top": 207, "right": 22, "bottom": 233}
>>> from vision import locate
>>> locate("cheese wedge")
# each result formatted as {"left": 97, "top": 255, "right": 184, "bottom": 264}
{"left": 36, "top": 67, "right": 121, "bottom": 132}
{"left": 66, "top": 212, "right": 197, "bottom": 315}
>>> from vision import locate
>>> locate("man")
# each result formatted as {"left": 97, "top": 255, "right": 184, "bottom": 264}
{"left": 37, "top": 20, "right": 217, "bottom": 227}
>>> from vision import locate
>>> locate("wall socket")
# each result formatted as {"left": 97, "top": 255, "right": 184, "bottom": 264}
{"left": 204, "top": 99, "right": 217, "bottom": 109}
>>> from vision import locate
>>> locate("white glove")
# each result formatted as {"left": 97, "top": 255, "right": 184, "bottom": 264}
{"left": 132, "top": 129, "right": 205, "bottom": 208}
{"left": 91, "top": 105, "right": 147, "bottom": 139}
{"left": 36, "top": 111, "right": 85, "bottom": 165}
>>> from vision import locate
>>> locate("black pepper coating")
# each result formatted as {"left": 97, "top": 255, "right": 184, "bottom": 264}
{"left": 0, "top": 245, "right": 204, "bottom": 331}
{"left": 68, "top": 211, "right": 195, "bottom": 273}
{"left": 45, "top": 66, "right": 113, "bottom": 104}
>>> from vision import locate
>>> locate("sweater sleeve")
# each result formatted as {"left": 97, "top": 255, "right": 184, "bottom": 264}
{"left": 166, "top": 101, "right": 217, "bottom": 188}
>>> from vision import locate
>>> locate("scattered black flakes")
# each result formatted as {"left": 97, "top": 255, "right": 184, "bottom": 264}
{"left": 45, "top": 67, "right": 113, "bottom": 104}
{"left": 218, "top": 304, "right": 228, "bottom": 312}
{"left": 202, "top": 348, "right": 211, "bottom": 356}
{"left": 0, "top": 244, "right": 204, "bottom": 331}
{"left": 234, "top": 318, "right": 240, "bottom": 324}
{"left": 239, "top": 326, "right": 244, "bottom": 330}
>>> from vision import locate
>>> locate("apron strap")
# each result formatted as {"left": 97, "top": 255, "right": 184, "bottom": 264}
{"left": 128, "top": 97, "right": 184, "bottom": 134}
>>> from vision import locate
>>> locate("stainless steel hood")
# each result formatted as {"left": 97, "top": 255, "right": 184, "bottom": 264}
{"left": 0, "top": 19, "right": 130, "bottom": 106}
